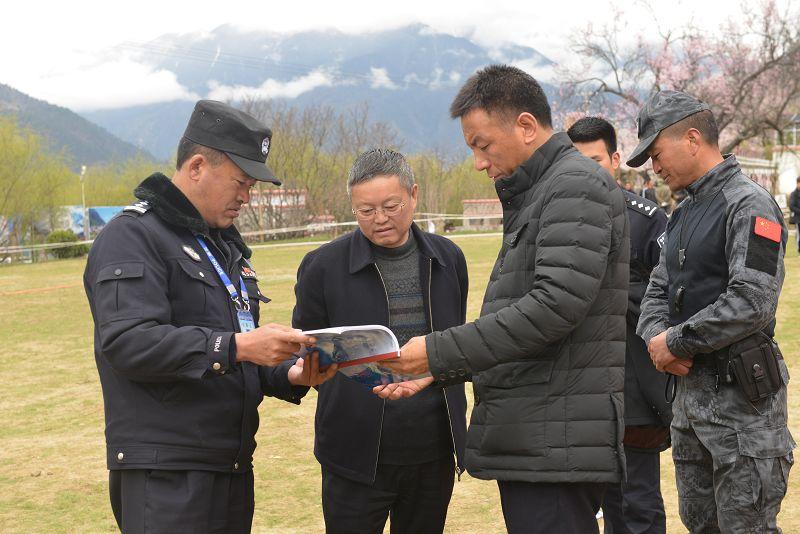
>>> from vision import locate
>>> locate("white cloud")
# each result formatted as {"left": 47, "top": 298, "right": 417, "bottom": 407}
{"left": 369, "top": 68, "right": 398, "bottom": 90}
{"left": 428, "top": 68, "right": 462, "bottom": 90}
{"left": 511, "top": 58, "right": 558, "bottom": 84}
{"left": 428, "top": 68, "right": 445, "bottom": 89}
{"left": 0, "top": 0, "right": 782, "bottom": 110}
{"left": 32, "top": 57, "right": 199, "bottom": 111}
{"left": 206, "top": 69, "right": 334, "bottom": 100}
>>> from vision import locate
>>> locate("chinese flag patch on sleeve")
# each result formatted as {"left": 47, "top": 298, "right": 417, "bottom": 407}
{"left": 754, "top": 216, "right": 781, "bottom": 243}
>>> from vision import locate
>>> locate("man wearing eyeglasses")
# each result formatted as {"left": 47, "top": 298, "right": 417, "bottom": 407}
{"left": 292, "top": 148, "right": 468, "bottom": 533}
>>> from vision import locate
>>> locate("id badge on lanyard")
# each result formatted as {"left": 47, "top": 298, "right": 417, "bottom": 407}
{"left": 237, "top": 309, "right": 255, "bottom": 333}
{"left": 196, "top": 237, "right": 256, "bottom": 333}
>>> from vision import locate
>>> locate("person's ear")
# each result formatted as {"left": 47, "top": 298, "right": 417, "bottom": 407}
{"left": 187, "top": 154, "right": 205, "bottom": 182}
{"left": 410, "top": 183, "right": 419, "bottom": 203}
{"left": 517, "top": 112, "right": 539, "bottom": 145}
{"left": 686, "top": 129, "right": 702, "bottom": 156}
{"left": 611, "top": 152, "right": 621, "bottom": 171}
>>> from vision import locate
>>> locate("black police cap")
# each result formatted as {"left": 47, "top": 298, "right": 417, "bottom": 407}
{"left": 182, "top": 100, "right": 281, "bottom": 185}
{"left": 626, "top": 90, "right": 711, "bottom": 168}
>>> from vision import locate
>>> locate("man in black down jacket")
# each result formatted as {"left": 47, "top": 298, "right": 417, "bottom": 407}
{"left": 293, "top": 149, "right": 468, "bottom": 533}
{"left": 376, "top": 65, "right": 629, "bottom": 533}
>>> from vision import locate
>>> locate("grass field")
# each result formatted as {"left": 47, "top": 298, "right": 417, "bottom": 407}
{"left": 1, "top": 234, "right": 798, "bottom": 533}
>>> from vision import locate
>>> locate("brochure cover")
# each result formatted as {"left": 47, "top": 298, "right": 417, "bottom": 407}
{"left": 297, "top": 325, "right": 411, "bottom": 388}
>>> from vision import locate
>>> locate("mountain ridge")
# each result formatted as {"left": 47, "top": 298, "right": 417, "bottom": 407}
{"left": 83, "top": 24, "right": 555, "bottom": 159}
{"left": 0, "top": 83, "right": 153, "bottom": 167}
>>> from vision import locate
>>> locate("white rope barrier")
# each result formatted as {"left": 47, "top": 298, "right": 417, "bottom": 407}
{"left": 0, "top": 213, "right": 505, "bottom": 256}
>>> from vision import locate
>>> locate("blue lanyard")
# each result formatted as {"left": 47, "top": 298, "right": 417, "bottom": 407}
{"left": 195, "top": 236, "right": 249, "bottom": 310}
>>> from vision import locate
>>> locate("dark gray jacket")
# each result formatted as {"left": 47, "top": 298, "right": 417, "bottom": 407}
{"left": 426, "top": 133, "right": 629, "bottom": 484}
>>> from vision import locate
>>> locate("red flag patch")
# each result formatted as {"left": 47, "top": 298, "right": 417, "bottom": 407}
{"left": 754, "top": 216, "right": 781, "bottom": 243}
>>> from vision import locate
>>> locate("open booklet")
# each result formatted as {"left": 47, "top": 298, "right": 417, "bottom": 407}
{"left": 296, "top": 325, "right": 415, "bottom": 389}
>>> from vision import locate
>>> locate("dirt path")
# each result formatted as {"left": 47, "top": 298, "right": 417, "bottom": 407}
{"left": 0, "top": 283, "right": 82, "bottom": 296}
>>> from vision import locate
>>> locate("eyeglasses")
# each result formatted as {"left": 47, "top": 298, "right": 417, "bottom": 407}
{"left": 352, "top": 202, "right": 406, "bottom": 220}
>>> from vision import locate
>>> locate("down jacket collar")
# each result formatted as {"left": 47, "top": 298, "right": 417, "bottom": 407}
{"left": 495, "top": 132, "right": 575, "bottom": 205}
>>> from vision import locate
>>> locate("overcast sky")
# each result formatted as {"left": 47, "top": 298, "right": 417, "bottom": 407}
{"left": 1, "top": 0, "right": 775, "bottom": 111}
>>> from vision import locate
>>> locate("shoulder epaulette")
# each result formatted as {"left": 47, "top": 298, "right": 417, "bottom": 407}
{"left": 624, "top": 194, "right": 659, "bottom": 218}
{"left": 123, "top": 200, "right": 151, "bottom": 215}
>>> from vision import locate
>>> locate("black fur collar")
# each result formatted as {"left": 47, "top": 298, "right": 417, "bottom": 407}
{"left": 134, "top": 173, "right": 252, "bottom": 259}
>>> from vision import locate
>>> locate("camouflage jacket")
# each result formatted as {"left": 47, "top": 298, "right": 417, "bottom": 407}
{"left": 637, "top": 155, "right": 786, "bottom": 358}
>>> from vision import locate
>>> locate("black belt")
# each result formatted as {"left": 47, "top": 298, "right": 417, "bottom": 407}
{"left": 665, "top": 347, "right": 731, "bottom": 402}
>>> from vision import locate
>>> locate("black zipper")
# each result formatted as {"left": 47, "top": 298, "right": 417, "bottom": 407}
{"left": 372, "top": 263, "right": 390, "bottom": 483}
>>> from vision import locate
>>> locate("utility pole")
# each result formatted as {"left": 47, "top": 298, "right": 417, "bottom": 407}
{"left": 80, "top": 165, "right": 89, "bottom": 239}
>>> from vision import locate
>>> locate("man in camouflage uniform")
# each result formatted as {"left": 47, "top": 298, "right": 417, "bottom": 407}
{"left": 632, "top": 90, "right": 794, "bottom": 533}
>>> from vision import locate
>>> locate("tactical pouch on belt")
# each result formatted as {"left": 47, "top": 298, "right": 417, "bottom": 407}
{"left": 728, "top": 332, "right": 783, "bottom": 402}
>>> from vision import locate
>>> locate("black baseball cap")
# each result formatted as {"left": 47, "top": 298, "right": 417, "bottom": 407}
{"left": 182, "top": 100, "right": 281, "bottom": 185}
{"left": 626, "top": 90, "right": 711, "bottom": 168}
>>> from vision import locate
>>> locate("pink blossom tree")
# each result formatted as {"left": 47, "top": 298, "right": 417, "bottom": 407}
{"left": 558, "top": 0, "right": 800, "bottom": 157}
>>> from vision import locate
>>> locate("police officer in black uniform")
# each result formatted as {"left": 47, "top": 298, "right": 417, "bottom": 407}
{"left": 84, "top": 100, "right": 337, "bottom": 533}
{"left": 633, "top": 91, "right": 793, "bottom": 533}
{"left": 568, "top": 117, "right": 670, "bottom": 534}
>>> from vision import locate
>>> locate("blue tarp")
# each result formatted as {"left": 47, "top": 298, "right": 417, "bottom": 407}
{"left": 67, "top": 206, "right": 123, "bottom": 238}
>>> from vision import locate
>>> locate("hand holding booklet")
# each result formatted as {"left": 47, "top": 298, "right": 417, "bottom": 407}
{"left": 296, "top": 325, "right": 417, "bottom": 389}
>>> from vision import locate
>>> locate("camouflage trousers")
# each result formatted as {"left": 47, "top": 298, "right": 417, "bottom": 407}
{"left": 671, "top": 362, "right": 794, "bottom": 533}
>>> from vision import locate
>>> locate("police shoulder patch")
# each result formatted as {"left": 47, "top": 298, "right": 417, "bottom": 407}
{"left": 123, "top": 200, "right": 151, "bottom": 215}
{"left": 624, "top": 194, "right": 659, "bottom": 218}
{"left": 241, "top": 266, "right": 257, "bottom": 279}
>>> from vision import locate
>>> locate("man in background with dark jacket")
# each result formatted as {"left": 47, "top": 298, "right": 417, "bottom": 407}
{"left": 642, "top": 177, "right": 658, "bottom": 204}
{"left": 376, "top": 65, "right": 629, "bottom": 534}
{"left": 789, "top": 176, "right": 800, "bottom": 252}
{"left": 293, "top": 148, "right": 468, "bottom": 534}
{"left": 568, "top": 116, "right": 670, "bottom": 534}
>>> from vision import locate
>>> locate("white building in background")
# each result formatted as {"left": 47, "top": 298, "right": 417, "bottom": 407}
{"left": 775, "top": 114, "right": 800, "bottom": 194}
{"left": 738, "top": 156, "right": 776, "bottom": 192}
{"left": 776, "top": 148, "right": 800, "bottom": 194}
{"left": 461, "top": 198, "right": 502, "bottom": 230}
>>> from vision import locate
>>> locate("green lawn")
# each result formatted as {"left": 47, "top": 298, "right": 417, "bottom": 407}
{"left": 0, "top": 235, "right": 798, "bottom": 533}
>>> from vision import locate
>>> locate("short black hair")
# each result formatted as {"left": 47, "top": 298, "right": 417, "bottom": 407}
{"left": 796, "top": 175, "right": 800, "bottom": 184}
{"left": 664, "top": 109, "right": 720, "bottom": 147}
{"left": 566, "top": 116, "right": 618, "bottom": 156}
{"left": 175, "top": 137, "right": 224, "bottom": 170}
{"left": 449, "top": 64, "right": 552, "bottom": 128}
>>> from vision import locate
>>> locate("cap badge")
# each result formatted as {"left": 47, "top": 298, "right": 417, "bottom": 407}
{"left": 182, "top": 245, "right": 201, "bottom": 262}
{"left": 261, "top": 137, "right": 270, "bottom": 157}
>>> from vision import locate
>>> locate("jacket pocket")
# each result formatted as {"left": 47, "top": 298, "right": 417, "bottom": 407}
{"left": 475, "top": 362, "right": 552, "bottom": 457}
{"left": 242, "top": 278, "right": 270, "bottom": 326}
{"left": 610, "top": 393, "right": 626, "bottom": 479}
{"left": 171, "top": 259, "right": 221, "bottom": 322}
{"left": 94, "top": 261, "right": 145, "bottom": 324}
{"left": 176, "top": 258, "right": 218, "bottom": 287}
{"left": 478, "top": 392, "right": 548, "bottom": 457}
